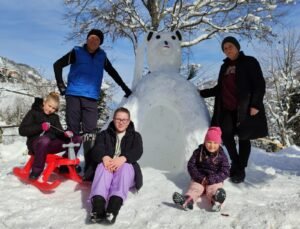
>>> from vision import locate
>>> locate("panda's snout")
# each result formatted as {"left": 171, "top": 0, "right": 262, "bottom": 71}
{"left": 164, "top": 41, "right": 168, "bottom": 45}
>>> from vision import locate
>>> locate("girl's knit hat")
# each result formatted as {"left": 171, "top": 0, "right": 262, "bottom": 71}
{"left": 204, "top": 127, "right": 222, "bottom": 144}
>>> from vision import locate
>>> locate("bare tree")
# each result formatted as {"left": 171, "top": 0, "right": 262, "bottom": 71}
{"left": 64, "top": 0, "right": 295, "bottom": 51}
{"left": 263, "top": 29, "right": 300, "bottom": 147}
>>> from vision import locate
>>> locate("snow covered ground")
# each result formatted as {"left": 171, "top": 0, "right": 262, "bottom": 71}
{"left": 0, "top": 140, "right": 299, "bottom": 229}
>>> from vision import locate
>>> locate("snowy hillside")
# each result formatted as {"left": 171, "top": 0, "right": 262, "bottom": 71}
{"left": 0, "top": 56, "right": 56, "bottom": 125}
{"left": 0, "top": 140, "right": 299, "bottom": 229}
{"left": 0, "top": 56, "right": 57, "bottom": 143}
{"left": 0, "top": 56, "right": 52, "bottom": 86}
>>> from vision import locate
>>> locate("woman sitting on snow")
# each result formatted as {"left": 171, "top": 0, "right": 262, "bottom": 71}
{"left": 88, "top": 107, "right": 143, "bottom": 225}
{"left": 18, "top": 92, "right": 81, "bottom": 180}
{"left": 173, "top": 127, "right": 230, "bottom": 212}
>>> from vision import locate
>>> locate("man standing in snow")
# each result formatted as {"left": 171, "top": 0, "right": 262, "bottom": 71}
{"left": 53, "top": 29, "right": 132, "bottom": 179}
{"left": 200, "top": 36, "right": 268, "bottom": 183}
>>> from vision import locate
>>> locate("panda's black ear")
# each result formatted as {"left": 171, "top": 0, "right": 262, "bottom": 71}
{"left": 175, "top": 30, "right": 182, "bottom": 41}
{"left": 147, "top": 31, "right": 154, "bottom": 41}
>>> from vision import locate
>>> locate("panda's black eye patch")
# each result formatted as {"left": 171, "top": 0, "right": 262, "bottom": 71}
{"left": 171, "top": 35, "right": 176, "bottom": 40}
{"left": 156, "top": 35, "right": 161, "bottom": 39}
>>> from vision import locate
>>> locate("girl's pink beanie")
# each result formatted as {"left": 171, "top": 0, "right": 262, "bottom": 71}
{"left": 204, "top": 127, "right": 222, "bottom": 144}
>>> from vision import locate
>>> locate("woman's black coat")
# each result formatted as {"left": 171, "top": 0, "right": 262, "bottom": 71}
{"left": 91, "top": 121, "right": 143, "bottom": 190}
{"left": 200, "top": 52, "right": 268, "bottom": 140}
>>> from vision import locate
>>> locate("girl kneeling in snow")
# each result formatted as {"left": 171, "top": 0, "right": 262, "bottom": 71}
{"left": 173, "top": 127, "right": 230, "bottom": 212}
{"left": 19, "top": 92, "right": 81, "bottom": 180}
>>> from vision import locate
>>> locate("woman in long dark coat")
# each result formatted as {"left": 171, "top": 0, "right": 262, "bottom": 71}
{"left": 200, "top": 36, "right": 268, "bottom": 183}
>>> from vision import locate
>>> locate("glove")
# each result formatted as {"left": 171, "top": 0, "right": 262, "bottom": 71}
{"left": 41, "top": 122, "right": 50, "bottom": 131}
{"left": 124, "top": 89, "right": 132, "bottom": 98}
{"left": 64, "top": 130, "right": 74, "bottom": 138}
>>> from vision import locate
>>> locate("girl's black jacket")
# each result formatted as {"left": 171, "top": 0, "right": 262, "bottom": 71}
{"left": 19, "top": 98, "right": 64, "bottom": 152}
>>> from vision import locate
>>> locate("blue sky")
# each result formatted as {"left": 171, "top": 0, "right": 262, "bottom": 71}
{"left": 0, "top": 0, "right": 299, "bottom": 101}
{"left": 0, "top": 1, "right": 74, "bottom": 76}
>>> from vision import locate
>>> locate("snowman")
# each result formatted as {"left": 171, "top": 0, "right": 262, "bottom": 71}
{"left": 118, "top": 30, "right": 210, "bottom": 172}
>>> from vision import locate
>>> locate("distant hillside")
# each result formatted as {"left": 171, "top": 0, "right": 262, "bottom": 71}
{"left": 0, "top": 56, "right": 57, "bottom": 143}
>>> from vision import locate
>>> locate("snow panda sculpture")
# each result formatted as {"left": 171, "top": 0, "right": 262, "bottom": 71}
{"left": 118, "top": 30, "right": 210, "bottom": 172}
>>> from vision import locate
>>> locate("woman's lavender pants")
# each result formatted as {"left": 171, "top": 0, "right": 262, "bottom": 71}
{"left": 31, "top": 135, "right": 82, "bottom": 174}
{"left": 89, "top": 163, "right": 135, "bottom": 202}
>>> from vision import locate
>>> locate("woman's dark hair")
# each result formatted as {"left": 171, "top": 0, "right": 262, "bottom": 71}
{"left": 113, "top": 107, "right": 131, "bottom": 119}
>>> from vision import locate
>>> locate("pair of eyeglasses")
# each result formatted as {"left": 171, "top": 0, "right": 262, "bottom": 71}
{"left": 114, "top": 118, "right": 129, "bottom": 123}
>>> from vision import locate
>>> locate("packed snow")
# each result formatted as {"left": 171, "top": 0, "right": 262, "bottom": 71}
{"left": 0, "top": 141, "right": 299, "bottom": 228}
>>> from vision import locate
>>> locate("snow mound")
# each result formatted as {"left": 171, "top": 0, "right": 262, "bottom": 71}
{"left": 119, "top": 31, "right": 210, "bottom": 172}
